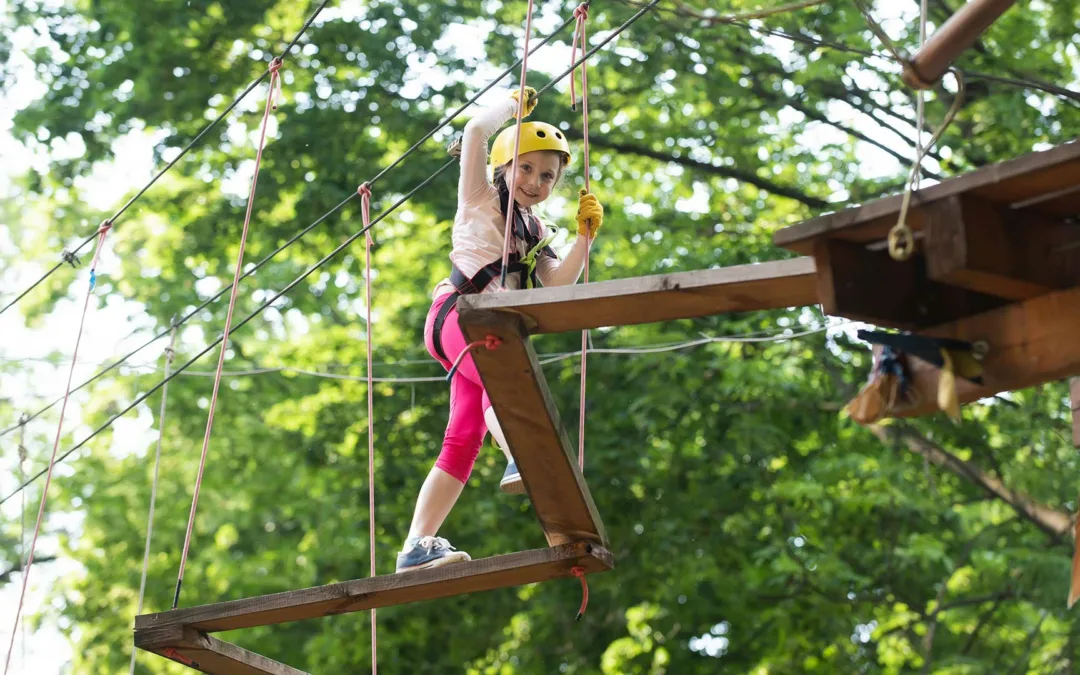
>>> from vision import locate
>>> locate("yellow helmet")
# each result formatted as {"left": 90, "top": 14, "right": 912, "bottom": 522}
{"left": 489, "top": 121, "right": 572, "bottom": 169}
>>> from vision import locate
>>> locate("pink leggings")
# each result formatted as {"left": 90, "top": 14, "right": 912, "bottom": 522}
{"left": 424, "top": 293, "right": 491, "bottom": 484}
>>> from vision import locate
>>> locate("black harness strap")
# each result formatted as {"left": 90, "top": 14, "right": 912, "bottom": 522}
{"left": 431, "top": 178, "right": 557, "bottom": 363}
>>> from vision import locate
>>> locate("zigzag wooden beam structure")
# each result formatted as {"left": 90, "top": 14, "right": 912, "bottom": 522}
{"left": 135, "top": 542, "right": 612, "bottom": 673}
{"left": 135, "top": 626, "right": 308, "bottom": 675}
{"left": 455, "top": 260, "right": 819, "bottom": 547}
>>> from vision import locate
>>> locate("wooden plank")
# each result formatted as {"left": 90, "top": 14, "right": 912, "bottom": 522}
{"left": 453, "top": 258, "right": 817, "bottom": 335}
{"left": 135, "top": 542, "right": 611, "bottom": 634}
{"left": 135, "top": 625, "right": 307, "bottom": 675}
{"left": 1071, "top": 378, "right": 1080, "bottom": 448}
{"left": 774, "top": 140, "right": 1080, "bottom": 255}
{"left": 924, "top": 195, "right": 1080, "bottom": 300}
{"left": 883, "top": 285, "right": 1080, "bottom": 418}
{"left": 456, "top": 310, "right": 608, "bottom": 546}
{"left": 812, "top": 237, "right": 1005, "bottom": 329}
{"left": 902, "top": 0, "right": 1017, "bottom": 89}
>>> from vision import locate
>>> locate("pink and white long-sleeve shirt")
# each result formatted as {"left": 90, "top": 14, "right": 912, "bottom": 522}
{"left": 431, "top": 97, "right": 590, "bottom": 300}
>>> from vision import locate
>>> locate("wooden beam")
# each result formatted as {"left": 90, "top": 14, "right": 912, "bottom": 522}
{"left": 136, "top": 625, "right": 307, "bottom": 675}
{"left": 881, "top": 284, "right": 1080, "bottom": 418}
{"left": 773, "top": 140, "right": 1080, "bottom": 256}
{"left": 812, "top": 237, "right": 1005, "bottom": 329}
{"left": 135, "top": 542, "right": 611, "bottom": 635}
{"left": 923, "top": 194, "right": 1080, "bottom": 300}
{"left": 453, "top": 258, "right": 817, "bottom": 335}
{"left": 902, "top": 0, "right": 1018, "bottom": 89}
{"left": 1071, "top": 378, "right": 1080, "bottom": 448}
{"left": 456, "top": 310, "right": 608, "bottom": 546}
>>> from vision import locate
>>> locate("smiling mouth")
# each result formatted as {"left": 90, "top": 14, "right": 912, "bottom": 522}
{"left": 519, "top": 188, "right": 538, "bottom": 199}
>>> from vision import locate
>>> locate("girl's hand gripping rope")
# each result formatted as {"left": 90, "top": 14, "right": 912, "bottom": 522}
{"left": 576, "top": 189, "right": 603, "bottom": 238}
{"left": 511, "top": 86, "right": 538, "bottom": 117}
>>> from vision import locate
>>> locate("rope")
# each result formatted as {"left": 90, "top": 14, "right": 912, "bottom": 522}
{"left": 0, "top": 10, "right": 594, "bottom": 449}
{"left": 357, "top": 182, "right": 378, "bottom": 673}
{"left": 0, "top": 0, "right": 664, "bottom": 506}
{"left": 3, "top": 220, "right": 111, "bottom": 675}
{"left": 173, "top": 57, "right": 283, "bottom": 610}
{"left": 499, "top": 0, "right": 538, "bottom": 289}
{"left": 572, "top": 1, "right": 592, "bottom": 472}
{"left": 128, "top": 324, "right": 177, "bottom": 675}
{"left": 446, "top": 336, "right": 505, "bottom": 381}
{"left": 16, "top": 414, "right": 27, "bottom": 669}
{"left": 0, "top": 1, "right": 330, "bottom": 320}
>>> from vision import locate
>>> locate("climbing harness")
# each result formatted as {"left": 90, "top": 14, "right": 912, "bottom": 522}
{"left": 430, "top": 176, "right": 557, "bottom": 367}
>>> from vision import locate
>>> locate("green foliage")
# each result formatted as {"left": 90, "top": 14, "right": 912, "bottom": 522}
{"left": 2, "top": 0, "right": 1080, "bottom": 673}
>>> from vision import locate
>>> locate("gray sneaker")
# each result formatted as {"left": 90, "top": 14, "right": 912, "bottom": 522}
{"left": 499, "top": 460, "right": 525, "bottom": 494}
{"left": 395, "top": 536, "right": 471, "bottom": 573}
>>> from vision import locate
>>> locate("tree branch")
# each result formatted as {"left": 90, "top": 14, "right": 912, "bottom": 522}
{"left": 0, "top": 555, "right": 57, "bottom": 584}
{"left": 870, "top": 425, "right": 1074, "bottom": 542}
{"left": 566, "top": 130, "right": 830, "bottom": 209}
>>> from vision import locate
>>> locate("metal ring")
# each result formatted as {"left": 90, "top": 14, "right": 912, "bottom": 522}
{"left": 888, "top": 224, "right": 915, "bottom": 261}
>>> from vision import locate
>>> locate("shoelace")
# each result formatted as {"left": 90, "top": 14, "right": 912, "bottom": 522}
{"left": 416, "top": 535, "right": 454, "bottom": 552}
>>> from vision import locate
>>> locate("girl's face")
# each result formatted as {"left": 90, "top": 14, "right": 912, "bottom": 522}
{"left": 508, "top": 151, "right": 563, "bottom": 208}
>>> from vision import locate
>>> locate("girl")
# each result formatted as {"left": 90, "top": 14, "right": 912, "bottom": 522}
{"left": 396, "top": 87, "right": 604, "bottom": 573}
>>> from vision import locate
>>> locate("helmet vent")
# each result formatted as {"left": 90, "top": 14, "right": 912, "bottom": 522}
{"left": 536, "top": 130, "right": 547, "bottom": 138}
{"left": 555, "top": 132, "right": 563, "bottom": 139}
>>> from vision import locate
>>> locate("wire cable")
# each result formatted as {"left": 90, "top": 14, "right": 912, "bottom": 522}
{"left": 0, "top": 6, "right": 588, "bottom": 444}
{"left": 0, "top": 0, "right": 665, "bottom": 508}
{"left": 0, "top": 1, "right": 331, "bottom": 319}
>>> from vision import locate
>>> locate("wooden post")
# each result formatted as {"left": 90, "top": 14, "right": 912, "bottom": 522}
{"left": 902, "top": 0, "right": 1017, "bottom": 89}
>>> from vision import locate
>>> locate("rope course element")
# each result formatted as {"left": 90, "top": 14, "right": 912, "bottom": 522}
{"left": 3, "top": 221, "right": 112, "bottom": 675}
{"left": 0, "top": 318, "right": 843, "bottom": 508}
{"left": 173, "top": 55, "right": 284, "bottom": 610}
{"left": 128, "top": 324, "right": 177, "bottom": 675}
{"left": 16, "top": 414, "right": 28, "bottom": 669}
{"left": 0, "top": 0, "right": 330, "bottom": 320}
{"left": 850, "top": 0, "right": 966, "bottom": 261}
{"left": 0, "top": 0, "right": 664, "bottom": 509}
{"left": 498, "top": 0, "right": 538, "bottom": 289}
{"left": 357, "top": 180, "right": 378, "bottom": 673}
{"left": 0, "top": 6, "right": 598, "bottom": 447}
{"left": 571, "top": 0, "right": 593, "bottom": 473}
{"left": 613, "top": 0, "right": 1080, "bottom": 105}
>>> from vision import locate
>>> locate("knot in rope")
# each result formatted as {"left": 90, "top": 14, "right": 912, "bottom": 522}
{"left": 445, "top": 335, "right": 503, "bottom": 382}
{"left": 571, "top": 565, "right": 589, "bottom": 620}
{"left": 97, "top": 219, "right": 113, "bottom": 236}
{"left": 569, "top": 2, "right": 591, "bottom": 111}
{"left": 357, "top": 182, "right": 373, "bottom": 246}
{"left": 269, "top": 57, "right": 284, "bottom": 111}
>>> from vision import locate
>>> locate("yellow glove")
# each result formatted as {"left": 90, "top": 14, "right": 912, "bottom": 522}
{"left": 576, "top": 189, "right": 603, "bottom": 238}
{"left": 510, "top": 86, "right": 538, "bottom": 117}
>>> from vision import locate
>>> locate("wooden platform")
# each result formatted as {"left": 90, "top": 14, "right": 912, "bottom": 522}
{"left": 136, "top": 542, "right": 612, "bottom": 673}
{"left": 773, "top": 139, "right": 1080, "bottom": 417}
{"left": 773, "top": 140, "right": 1080, "bottom": 330}
{"left": 457, "top": 258, "right": 817, "bottom": 335}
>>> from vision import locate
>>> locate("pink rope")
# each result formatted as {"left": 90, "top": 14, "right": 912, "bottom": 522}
{"left": 498, "top": 0, "right": 538, "bottom": 289}
{"left": 3, "top": 220, "right": 112, "bottom": 675}
{"left": 574, "top": 2, "right": 592, "bottom": 471}
{"left": 358, "top": 181, "right": 377, "bottom": 673}
{"left": 172, "top": 57, "right": 282, "bottom": 610}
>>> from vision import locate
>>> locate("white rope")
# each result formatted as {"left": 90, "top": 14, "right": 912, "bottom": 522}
{"left": 128, "top": 326, "right": 177, "bottom": 675}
